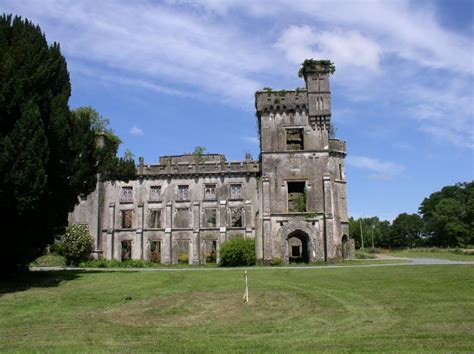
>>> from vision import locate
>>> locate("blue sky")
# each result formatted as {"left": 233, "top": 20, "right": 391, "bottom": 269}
{"left": 1, "top": 0, "right": 473, "bottom": 221}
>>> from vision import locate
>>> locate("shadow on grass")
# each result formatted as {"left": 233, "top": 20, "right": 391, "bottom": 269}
{"left": 0, "top": 270, "right": 133, "bottom": 297}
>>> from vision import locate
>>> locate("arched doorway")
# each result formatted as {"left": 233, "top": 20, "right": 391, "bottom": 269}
{"left": 342, "top": 234, "right": 349, "bottom": 260}
{"left": 287, "top": 230, "right": 309, "bottom": 263}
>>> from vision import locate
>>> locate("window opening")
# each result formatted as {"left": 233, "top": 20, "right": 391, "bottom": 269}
{"left": 286, "top": 128, "right": 304, "bottom": 150}
{"left": 288, "top": 181, "right": 306, "bottom": 212}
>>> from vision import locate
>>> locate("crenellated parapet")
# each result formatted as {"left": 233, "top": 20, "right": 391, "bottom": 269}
{"left": 329, "top": 139, "right": 347, "bottom": 155}
{"left": 137, "top": 154, "right": 260, "bottom": 177}
{"left": 255, "top": 89, "right": 308, "bottom": 115}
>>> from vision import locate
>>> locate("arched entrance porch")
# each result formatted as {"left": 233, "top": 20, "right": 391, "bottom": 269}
{"left": 287, "top": 230, "right": 309, "bottom": 263}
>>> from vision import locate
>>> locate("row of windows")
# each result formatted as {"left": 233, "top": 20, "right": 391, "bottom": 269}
{"left": 120, "top": 207, "right": 244, "bottom": 229}
{"left": 120, "top": 184, "right": 243, "bottom": 203}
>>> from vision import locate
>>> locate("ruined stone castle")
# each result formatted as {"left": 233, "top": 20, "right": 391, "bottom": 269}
{"left": 70, "top": 60, "right": 355, "bottom": 264}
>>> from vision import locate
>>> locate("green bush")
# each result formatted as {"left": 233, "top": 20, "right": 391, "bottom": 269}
{"left": 62, "top": 224, "right": 94, "bottom": 265}
{"left": 271, "top": 257, "right": 283, "bottom": 266}
{"left": 178, "top": 252, "right": 189, "bottom": 264}
{"left": 219, "top": 237, "right": 256, "bottom": 267}
{"left": 49, "top": 241, "right": 64, "bottom": 256}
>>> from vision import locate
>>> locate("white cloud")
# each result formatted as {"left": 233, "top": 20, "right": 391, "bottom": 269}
{"left": 1, "top": 0, "right": 472, "bottom": 148}
{"left": 129, "top": 125, "right": 144, "bottom": 136}
{"left": 275, "top": 26, "right": 381, "bottom": 73}
{"left": 347, "top": 155, "right": 405, "bottom": 180}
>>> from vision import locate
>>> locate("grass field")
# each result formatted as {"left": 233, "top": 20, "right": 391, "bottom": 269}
{"left": 385, "top": 248, "right": 474, "bottom": 261}
{"left": 1, "top": 265, "right": 473, "bottom": 352}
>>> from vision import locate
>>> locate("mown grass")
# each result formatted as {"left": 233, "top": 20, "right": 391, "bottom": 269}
{"left": 386, "top": 248, "right": 474, "bottom": 261}
{"left": 1, "top": 265, "right": 473, "bottom": 352}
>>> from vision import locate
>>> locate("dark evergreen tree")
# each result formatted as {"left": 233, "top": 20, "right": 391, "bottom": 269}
{"left": 0, "top": 15, "right": 127, "bottom": 272}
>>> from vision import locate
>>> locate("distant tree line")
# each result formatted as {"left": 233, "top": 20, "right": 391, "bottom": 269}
{"left": 0, "top": 15, "right": 135, "bottom": 273}
{"left": 350, "top": 181, "right": 473, "bottom": 249}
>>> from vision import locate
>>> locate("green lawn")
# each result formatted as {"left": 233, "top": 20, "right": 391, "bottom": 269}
{"left": 1, "top": 265, "right": 473, "bottom": 352}
{"left": 386, "top": 248, "right": 474, "bottom": 261}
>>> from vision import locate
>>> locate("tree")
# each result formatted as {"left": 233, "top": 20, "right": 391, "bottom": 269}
{"left": 72, "top": 107, "right": 136, "bottom": 182}
{"left": 349, "top": 216, "right": 391, "bottom": 249}
{"left": 419, "top": 182, "right": 473, "bottom": 247}
{"left": 0, "top": 15, "right": 131, "bottom": 273}
{"left": 390, "top": 213, "right": 424, "bottom": 248}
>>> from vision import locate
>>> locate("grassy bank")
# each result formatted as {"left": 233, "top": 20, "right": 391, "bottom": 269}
{"left": 1, "top": 265, "right": 473, "bottom": 352}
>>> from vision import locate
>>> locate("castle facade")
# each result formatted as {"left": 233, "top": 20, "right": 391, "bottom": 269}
{"left": 69, "top": 61, "right": 355, "bottom": 264}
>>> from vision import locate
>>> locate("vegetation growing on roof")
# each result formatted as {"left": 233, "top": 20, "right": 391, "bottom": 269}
{"left": 298, "top": 59, "right": 336, "bottom": 78}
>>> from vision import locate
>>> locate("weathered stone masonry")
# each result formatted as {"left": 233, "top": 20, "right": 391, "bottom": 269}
{"left": 69, "top": 62, "right": 355, "bottom": 264}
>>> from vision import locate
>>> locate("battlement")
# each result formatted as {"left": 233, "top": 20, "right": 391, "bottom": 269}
{"left": 255, "top": 89, "right": 308, "bottom": 114}
{"left": 138, "top": 154, "right": 260, "bottom": 177}
{"left": 158, "top": 154, "right": 226, "bottom": 165}
{"left": 329, "top": 139, "right": 346, "bottom": 154}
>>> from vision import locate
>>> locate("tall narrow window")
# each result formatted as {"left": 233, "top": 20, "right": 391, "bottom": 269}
{"left": 230, "top": 208, "right": 243, "bottom": 227}
{"left": 286, "top": 128, "right": 304, "bottom": 150}
{"left": 149, "top": 209, "right": 161, "bottom": 228}
{"left": 178, "top": 185, "right": 189, "bottom": 200}
{"left": 204, "top": 184, "right": 217, "bottom": 200}
{"left": 230, "top": 184, "right": 242, "bottom": 199}
{"left": 203, "top": 208, "right": 217, "bottom": 227}
{"left": 121, "top": 210, "right": 133, "bottom": 228}
{"left": 287, "top": 181, "right": 306, "bottom": 212}
{"left": 120, "top": 187, "right": 133, "bottom": 203}
{"left": 339, "top": 164, "right": 343, "bottom": 180}
{"left": 150, "top": 241, "right": 161, "bottom": 263}
{"left": 150, "top": 186, "right": 161, "bottom": 201}
{"left": 121, "top": 240, "right": 132, "bottom": 260}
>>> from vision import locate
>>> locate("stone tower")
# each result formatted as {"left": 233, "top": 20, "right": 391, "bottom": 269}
{"left": 255, "top": 60, "right": 353, "bottom": 263}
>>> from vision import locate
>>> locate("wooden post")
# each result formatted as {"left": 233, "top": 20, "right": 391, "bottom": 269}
{"left": 243, "top": 271, "right": 249, "bottom": 303}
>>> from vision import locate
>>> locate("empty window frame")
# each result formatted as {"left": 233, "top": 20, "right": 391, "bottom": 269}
{"left": 230, "top": 184, "right": 242, "bottom": 200}
{"left": 286, "top": 128, "right": 304, "bottom": 151}
{"left": 121, "top": 240, "right": 132, "bottom": 261}
{"left": 120, "top": 186, "right": 133, "bottom": 203}
{"left": 230, "top": 207, "right": 243, "bottom": 227}
{"left": 121, "top": 209, "right": 133, "bottom": 228}
{"left": 175, "top": 207, "right": 191, "bottom": 228}
{"left": 203, "top": 208, "right": 217, "bottom": 227}
{"left": 287, "top": 181, "right": 306, "bottom": 212}
{"left": 178, "top": 185, "right": 189, "bottom": 200}
{"left": 150, "top": 186, "right": 161, "bottom": 201}
{"left": 150, "top": 241, "right": 161, "bottom": 263}
{"left": 204, "top": 184, "right": 217, "bottom": 200}
{"left": 149, "top": 209, "right": 161, "bottom": 228}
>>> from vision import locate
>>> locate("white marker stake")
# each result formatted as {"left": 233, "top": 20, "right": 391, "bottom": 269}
{"left": 243, "top": 270, "right": 249, "bottom": 303}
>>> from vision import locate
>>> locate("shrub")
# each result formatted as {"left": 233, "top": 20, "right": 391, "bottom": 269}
{"left": 62, "top": 224, "right": 94, "bottom": 265}
{"left": 271, "top": 257, "right": 283, "bottom": 266}
{"left": 178, "top": 252, "right": 189, "bottom": 264}
{"left": 219, "top": 237, "right": 256, "bottom": 267}
{"left": 49, "top": 241, "right": 65, "bottom": 256}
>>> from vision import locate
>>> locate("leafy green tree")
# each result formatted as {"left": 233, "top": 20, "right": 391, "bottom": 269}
{"left": 419, "top": 182, "right": 473, "bottom": 247}
{"left": 390, "top": 213, "right": 424, "bottom": 248}
{"left": 349, "top": 216, "right": 391, "bottom": 249}
{"left": 72, "top": 107, "right": 136, "bottom": 181}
